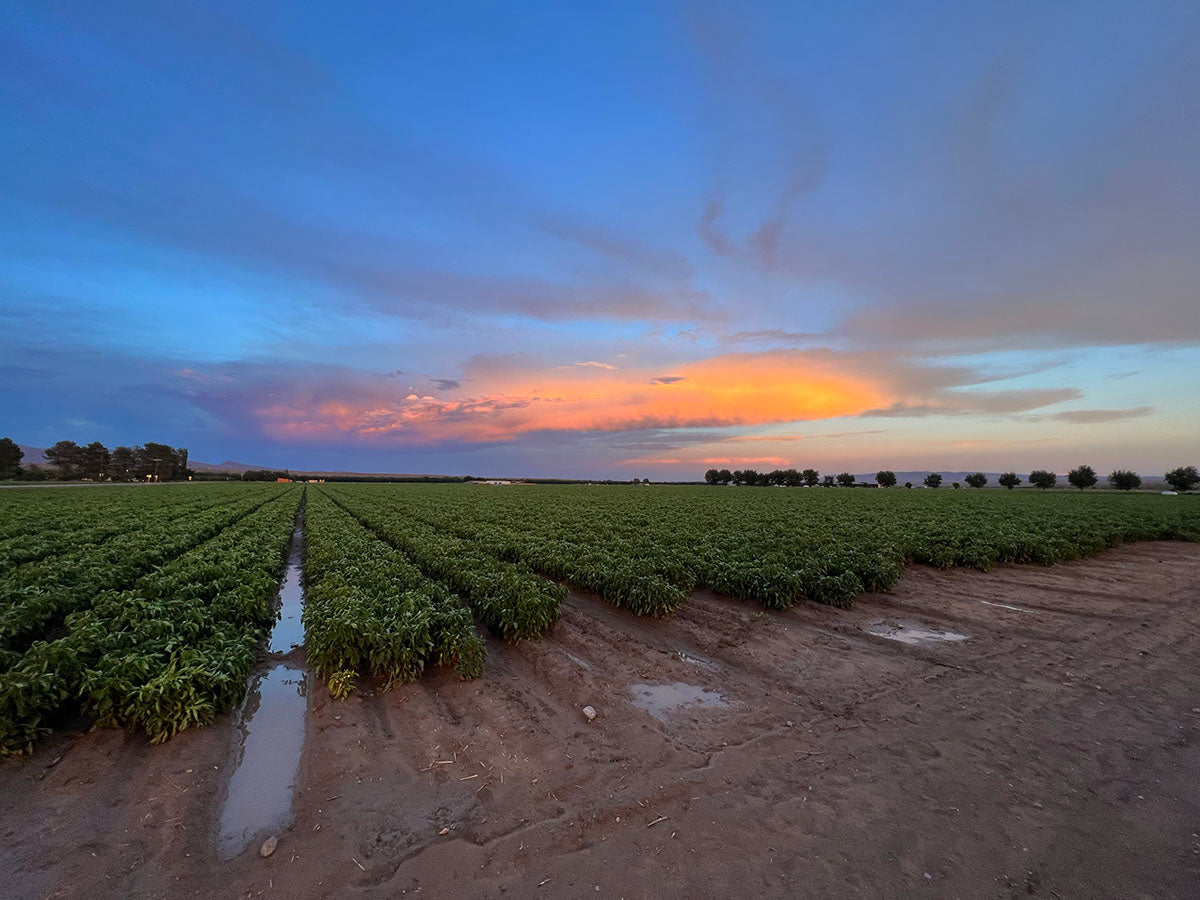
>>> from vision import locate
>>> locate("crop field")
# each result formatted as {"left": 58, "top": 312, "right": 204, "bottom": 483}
{"left": 1, "top": 482, "right": 1197, "bottom": 755}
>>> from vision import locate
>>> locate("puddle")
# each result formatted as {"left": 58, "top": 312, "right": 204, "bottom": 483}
{"left": 217, "top": 664, "right": 308, "bottom": 858}
{"left": 268, "top": 524, "right": 305, "bottom": 653}
{"left": 631, "top": 682, "right": 728, "bottom": 722}
{"left": 864, "top": 621, "right": 969, "bottom": 646}
{"left": 676, "top": 650, "right": 718, "bottom": 672}
{"left": 217, "top": 495, "right": 309, "bottom": 858}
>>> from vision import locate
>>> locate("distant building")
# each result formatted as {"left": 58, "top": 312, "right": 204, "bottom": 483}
{"left": 276, "top": 477, "right": 291, "bottom": 483}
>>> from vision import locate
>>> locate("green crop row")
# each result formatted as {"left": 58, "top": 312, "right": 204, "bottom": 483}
{"left": 0, "top": 486, "right": 284, "bottom": 661}
{"left": 321, "top": 486, "right": 564, "bottom": 640}
{"left": 0, "top": 487, "right": 301, "bottom": 754}
{"left": 302, "top": 489, "right": 483, "bottom": 698}
{"left": 328, "top": 484, "right": 1200, "bottom": 613}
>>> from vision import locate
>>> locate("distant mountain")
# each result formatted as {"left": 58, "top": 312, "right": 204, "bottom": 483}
{"left": 189, "top": 459, "right": 269, "bottom": 473}
{"left": 18, "top": 445, "right": 47, "bottom": 466}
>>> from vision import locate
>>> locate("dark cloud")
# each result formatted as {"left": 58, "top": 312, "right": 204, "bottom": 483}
{"left": 861, "top": 388, "right": 1082, "bottom": 418}
{"left": 649, "top": 375, "right": 686, "bottom": 385}
{"left": 429, "top": 378, "right": 462, "bottom": 391}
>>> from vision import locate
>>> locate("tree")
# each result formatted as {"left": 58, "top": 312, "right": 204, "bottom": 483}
{"left": 836, "top": 472, "right": 856, "bottom": 487}
{"left": 998, "top": 472, "right": 1021, "bottom": 490}
{"left": 717, "top": 468, "right": 732, "bottom": 484}
{"left": 1164, "top": 465, "right": 1199, "bottom": 493}
{"left": 964, "top": 472, "right": 988, "bottom": 489}
{"left": 82, "top": 441, "right": 111, "bottom": 480}
{"left": 952, "top": 481, "right": 961, "bottom": 489}
{"left": 801, "top": 468, "right": 820, "bottom": 487}
{"left": 1067, "top": 464, "right": 1097, "bottom": 490}
{"left": 1028, "top": 470, "right": 1057, "bottom": 490}
{"left": 923, "top": 472, "right": 942, "bottom": 489}
{"left": 822, "top": 474, "right": 835, "bottom": 487}
{"left": 875, "top": 470, "right": 897, "bottom": 487}
{"left": 44, "top": 440, "right": 83, "bottom": 479}
{"left": 0, "top": 438, "right": 22, "bottom": 479}
{"left": 1108, "top": 469, "right": 1142, "bottom": 491}
{"left": 704, "top": 468, "right": 722, "bottom": 485}
{"left": 111, "top": 446, "right": 137, "bottom": 481}
{"left": 904, "top": 481, "right": 913, "bottom": 489}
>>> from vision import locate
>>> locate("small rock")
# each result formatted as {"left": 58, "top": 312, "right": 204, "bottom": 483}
{"left": 785, "top": 721, "right": 793, "bottom": 728}
{"left": 582, "top": 706, "right": 597, "bottom": 722}
{"left": 924, "top": 872, "right": 932, "bottom": 880}
{"left": 1032, "top": 801, "right": 1043, "bottom": 809}
{"left": 438, "top": 827, "right": 450, "bottom": 836}
{"left": 259, "top": 836, "right": 278, "bottom": 858}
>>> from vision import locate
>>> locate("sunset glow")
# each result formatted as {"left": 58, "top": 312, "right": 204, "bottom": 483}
{"left": 1, "top": 3, "right": 1197, "bottom": 477}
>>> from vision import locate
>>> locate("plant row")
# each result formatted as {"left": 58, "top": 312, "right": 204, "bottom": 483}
{"left": 0, "top": 487, "right": 301, "bottom": 754}
{"left": 0, "top": 486, "right": 284, "bottom": 662}
{"left": 322, "top": 486, "right": 564, "bottom": 639}
{"left": 302, "top": 489, "right": 484, "bottom": 699}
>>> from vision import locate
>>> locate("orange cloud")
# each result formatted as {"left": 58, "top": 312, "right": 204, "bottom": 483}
{"left": 252, "top": 349, "right": 889, "bottom": 444}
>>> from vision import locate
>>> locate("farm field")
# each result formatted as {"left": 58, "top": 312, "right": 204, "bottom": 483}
{"left": 1, "top": 482, "right": 1199, "bottom": 898}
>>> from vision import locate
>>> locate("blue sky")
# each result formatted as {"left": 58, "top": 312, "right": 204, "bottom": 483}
{"left": 2, "top": 1, "right": 1197, "bottom": 477}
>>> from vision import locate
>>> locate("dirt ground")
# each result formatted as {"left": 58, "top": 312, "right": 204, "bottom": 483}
{"left": 3, "top": 542, "right": 1199, "bottom": 899}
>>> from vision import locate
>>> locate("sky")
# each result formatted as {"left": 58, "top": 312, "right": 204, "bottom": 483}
{"left": 1, "top": 1, "right": 1197, "bottom": 479}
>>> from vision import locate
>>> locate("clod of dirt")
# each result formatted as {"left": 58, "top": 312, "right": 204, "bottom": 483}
{"left": 259, "top": 836, "right": 277, "bottom": 858}
{"left": 582, "top": 705, "right": 597, "bottom": 722}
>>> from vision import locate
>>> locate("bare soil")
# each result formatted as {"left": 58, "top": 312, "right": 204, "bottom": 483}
{"left": 3, "top": 542, "right": 1199, "bottom": 899}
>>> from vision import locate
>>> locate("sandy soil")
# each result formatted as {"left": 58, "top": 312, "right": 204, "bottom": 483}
{"left": 3, "top": 542, "right": 1199, "bottom": 899}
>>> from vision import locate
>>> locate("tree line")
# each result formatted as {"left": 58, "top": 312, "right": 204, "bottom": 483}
{"left": 704, "top": 464, "right": 1199, "bottom": 492}
{"left": 0, "top": 437, "right": 192, "bottom": 482}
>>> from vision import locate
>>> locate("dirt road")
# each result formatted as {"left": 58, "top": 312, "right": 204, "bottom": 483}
{"left": 3, "top": 542, "right": 1199, "bottom": 898}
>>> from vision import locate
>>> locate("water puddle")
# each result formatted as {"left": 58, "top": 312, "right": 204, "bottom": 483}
{"left": 631, "top": 682, "right": 728, "bottom": 722}
{"left": 217, "top": 495, "right": 308, "bottom": 858}
{"left": 865, "top": 621, "right": 969, "bottom": 646}
{"left": 269, "top": 524, "right": 305, "bottom": 653}
{"left": 217, "top": 664, "right": 308, "bottom": 857}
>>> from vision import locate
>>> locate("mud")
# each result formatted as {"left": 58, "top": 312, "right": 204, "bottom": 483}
{"left": 3, "top": 541, "right": 1199, "bottom": 899}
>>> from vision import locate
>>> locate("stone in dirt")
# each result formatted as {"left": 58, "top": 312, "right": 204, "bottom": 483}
{"left": 582, "top": 705, "right": 597, "bottom": 722}
{"left": 259, "top": 836, "right": 278, "bottom": 858}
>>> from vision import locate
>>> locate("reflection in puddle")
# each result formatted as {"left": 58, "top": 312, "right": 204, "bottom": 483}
{"left": 268, "top": 526, "right": 305, "bottom": 653}
{"left": 217, "top": 664, "right": 308, "bottom": 857}
{"left": 865, "top": 621, "right": 969, "bottom": 646}
{"left": 631, "top": 682, "right": 728, "bottom": 722}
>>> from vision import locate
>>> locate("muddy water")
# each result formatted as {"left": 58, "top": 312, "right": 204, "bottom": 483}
{"left": 865, "top": 621, "right": 969, "bottom": 646}
{"left": 216, "top": 496, "right": 309, "bottom": 858}
{"left": 631, "top": 682, "right": 728, "bottom": 722}
{"left": 268, "top": 523, "right": 305, "bottom": 653}
{"left": 217, "top": 664, "right": 308, "bottom": 857}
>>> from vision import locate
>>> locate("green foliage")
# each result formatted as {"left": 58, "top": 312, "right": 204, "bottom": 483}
{"left": 1164, "top": 466, "right": 1199, "bottom": 493}
{"left": 1068, "top": 465, "right": 1097, "bottom": 490}
{"left": 1029, "top": 470, "right": 1057, "bottom": 490}
{"left": 1108, "top": 470, "right": 1142, "bottom": 491}
{"left": 964, "top": 472, "right": 988, "bottom": 489}
{"left": 302, "top": 490, "right": 484, "bottom": 697}
{"left": 923, "top": 473, "right": 942, "bottom": 489}
{"left": 998, "top": 472, "right": 1021, "bottom": 490}
{"left": 875, "top": 471, "right": 897, "bottom": 487}
{"left": 0, "top": 485, "right": 299, "bottom": 754}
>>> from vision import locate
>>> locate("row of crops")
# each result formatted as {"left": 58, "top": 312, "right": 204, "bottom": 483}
{"left": 0, "top": 484, "right": 298, "bottom": 754}
{"left": 1, "top": 481, "right": 1197, "bottom": 753}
